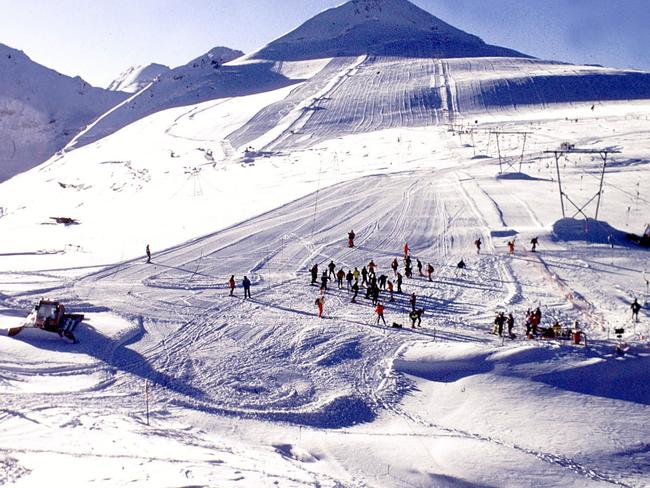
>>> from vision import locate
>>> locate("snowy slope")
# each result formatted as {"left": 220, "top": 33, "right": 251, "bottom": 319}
{"left": 1, "top": 100, "right": 649, "bottom": 486}
{"left": 107, "top": 63, "right": 170, "bottom": 93}
{"left": 0, "top": 43, "right": 128, "bottom": 182}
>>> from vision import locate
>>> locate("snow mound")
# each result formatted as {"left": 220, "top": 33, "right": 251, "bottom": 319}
{"left": 107, "top": 63, "right": 170, "bottom": 93}
{"left": 249, "top": 0, "right": 526, "bottom": 61}
{"left": 552, "top": 218, "right": 633, "bottom": 247}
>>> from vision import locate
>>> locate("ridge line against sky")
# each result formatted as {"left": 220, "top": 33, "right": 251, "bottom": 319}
{"left": 1, "top": 0, "right": 648, "bottom": 88}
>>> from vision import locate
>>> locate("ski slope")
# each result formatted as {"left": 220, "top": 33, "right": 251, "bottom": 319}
{"left": 1, "top": 98, "right": 649, "bottom": 486}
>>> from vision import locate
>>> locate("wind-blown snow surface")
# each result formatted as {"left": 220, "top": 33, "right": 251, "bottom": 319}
{"left": 0, "top": 44, "right": 128, "bottom": 182}
{"left": 1, "top": 95, "right": 649, "bottom": 486}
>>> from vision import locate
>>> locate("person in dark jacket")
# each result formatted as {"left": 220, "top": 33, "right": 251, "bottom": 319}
{"left": 351, "top": 281, "right": 359, "bottom": 303}
{"left": 346, "top": 270, "right": 354, "bottom": 290}
{"left": 320, "top": 271, "right": 329, "bottom": 291}
{"left": 348, "top": 230, "right": 356, "bottom": 248}
{"left": 396, "top": 272, "right": 403, "bottom": 293}
{"left": 426, "top": 263, "right": 434, "bottom": 282}
{"left": 146, "top": 244, "right": 151, "bottom": 264}
{"left": 361, "top": 266, "right": 368, "bottom": 287}
{"left": 409, "top": 308, "right": 423, "bottom": 328}
{"left": 242, "top": 276, "right": 252, "bottom": 299}
{"left": 410, "top": 292, "right": 417, "bottom": 311}
{"left": 632, "top": 298, "right": 642, "bottom": 322}
{"left": 310, "top": 264, "right": 318, "bottom": 285}
{"left": 328, "top": 260, "right": 336, "bottom": 279}
{"left": 417, "top": 259, "right": 423, "bottom": 276}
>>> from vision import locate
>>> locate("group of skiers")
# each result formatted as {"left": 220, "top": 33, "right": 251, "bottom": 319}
{"left": 310, "top": 240, "right": 431, "bottom": 328}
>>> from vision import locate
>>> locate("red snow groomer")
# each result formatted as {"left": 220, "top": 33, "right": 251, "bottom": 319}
{"left": 8, "top": 299, "right": 84, "bottom": 343}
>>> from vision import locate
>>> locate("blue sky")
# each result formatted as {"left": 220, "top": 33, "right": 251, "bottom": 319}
{"left": 1, "top": 0, "right": 648, "bottom": 87}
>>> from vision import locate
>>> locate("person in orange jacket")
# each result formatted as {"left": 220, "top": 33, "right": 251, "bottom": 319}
{"left": 507, "top": 241, "right": 515, "bottom": 254}
{"left": 375, "top": 302, "right": 386, "bottom": 325}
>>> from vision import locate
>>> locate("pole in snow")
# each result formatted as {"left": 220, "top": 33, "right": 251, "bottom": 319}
{"left": 145, "top": 380, "right": 150, "bottom": 426}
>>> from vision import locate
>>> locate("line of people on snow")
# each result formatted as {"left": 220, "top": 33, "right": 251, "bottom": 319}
{"left": 474, "top": 236, "right": 539, "bottom": 255}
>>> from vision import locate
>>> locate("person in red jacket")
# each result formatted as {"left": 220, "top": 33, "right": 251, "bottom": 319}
{"left": 375, "top": 302, "right": 386, "bottom": 325}
{"left": 403, "top": 242, "right": 409, "bottom": 259}
{"left": 316, "top": 296, "right": 325, "bottom": 318}
{"left": 426, "top": 263, "right": 434, "bottom": 281}
{"left": 228, "top": 275, "right": 236, "bottom": 296}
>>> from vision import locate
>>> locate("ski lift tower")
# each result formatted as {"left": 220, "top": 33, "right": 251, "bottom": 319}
{"left": 490, "top": 130, "right": 532, "bottom": 174}
{"left": 543, "top": 147, "right": 621, "bottom": 220}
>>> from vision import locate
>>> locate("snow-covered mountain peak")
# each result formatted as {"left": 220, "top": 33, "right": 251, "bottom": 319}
{"left": 187, "top": 46, "right": 244, "bottom": 68}
{"left": 107, "top": 63, "right": 170, "bottom": 93}
{"left": 250, "top": 0, "right": 526, "bottom": 60}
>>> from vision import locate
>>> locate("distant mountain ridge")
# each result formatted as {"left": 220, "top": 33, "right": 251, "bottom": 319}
{"left": 0, "top": 43, "right": 128, "bottom": 181}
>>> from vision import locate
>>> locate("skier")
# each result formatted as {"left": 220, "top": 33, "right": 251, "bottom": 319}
{"left": 361, "top": 266, "right": 368, "bottom": 287}
{"left": 348, "top": 230, "right": 356, "bottom": 248}
{"left": 242, "top": 276, "right": 252, "bottom": 299}
{"left": 387, "top": 280, "right": 395, "bottom": 302}
{"left": 320, "top": 271, "right": 329, "bottom": 291}
{"left": 405, "top": 262, "right": 413, "bottom": 278}
{"left": 457, "top": 259, "right": 466, "bottom": 273}
{"left": 378, "top": 274, "right": 388, "bottom": 290}
{"left": 146, "top": 244, "right": 151, "bottom": 264}
{"left": 493, "top": 312, "right": 506, "bottom": 336}
{"left": 474, "top": 238, "right": 482, "bottom": 254}
{"left": 346, "top": 270, "right": 354, "bottom": 290}
{"left": 396, "top": 272, "right": 403, "bottom": 293}
{"left": 368, "top": 260, "right": 376, "bottom": 274}
{"left": 351, "top": 280, "right": 360, "bottom": 303}
{"left": 336, "top": 269, "right": 345, "bottom": 289}
{"left": 391, "top": 258, "right": 399, "bottom": 277}
{"left": 228, "top": 275, "right": 236, "bottom": 296}
{"left": 352, "top": 267, "right": 361, "bottom": 283}
{"left": 409, "top": 308, "right": 423, "bottom": 328}
{"left": 375, "top": 302, "right": 387, "bottom": 326}
{"left": 531, "top": 237, "right": 539, "bottom": 253}
{"left": 507, "top": 312, "right": 515, "bottom": 338}
{"left": 315, "top": 296, "right": 325, "bottom": 318}
{"left": 404, "top": 242, "right": 409, "bottom": 259}
{"left": 417, "top": 259, "right": 423, "bottom": 276}
{"left": 310, "top": 264, "right": 318, "bottom": 286}
{"left": 328, "top": 260, "right": 336, "bottom": 279}
{"left": 426, "top": 263, "right": 434, "bottom": 282}
{"left": 410, "top": 292, "right": 417, "bottom": 312}
{"left": 532, "top": 307, "right": 542, "bottom": 336}
{"left": 371, "top": 283, "right": 380, "bottom": 306}
{"left": 631, "top": 298, "right": 642, "bottom": 322}
{"left": 507, "top": 241, "right": 515, "bottom": 255}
